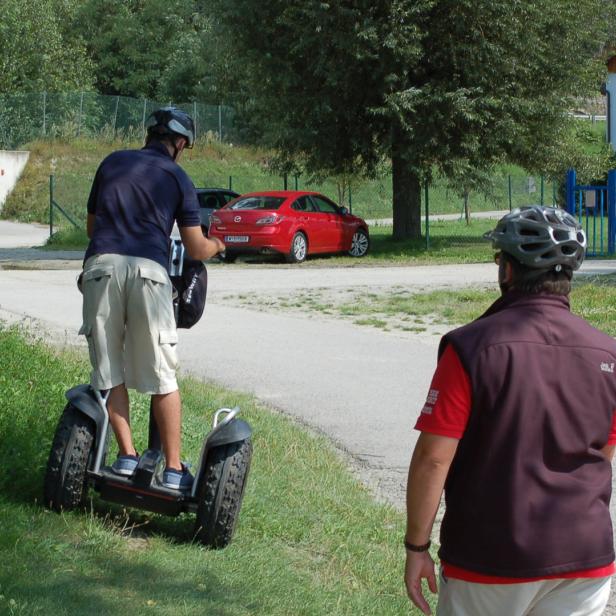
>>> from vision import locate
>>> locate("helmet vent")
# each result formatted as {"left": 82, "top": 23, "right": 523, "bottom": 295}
{"left": 519, "top": 228, "right": 540, "bottom": 236}
{"left": 553, "top": 230, "right": 570, "bottom": 242}
{"left": 520, "top": 242, "right": 544, "bottom": 252}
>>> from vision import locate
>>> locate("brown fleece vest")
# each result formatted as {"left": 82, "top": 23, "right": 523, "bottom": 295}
{"left": 439, "top": 291, "right": 616, "bottom": 577}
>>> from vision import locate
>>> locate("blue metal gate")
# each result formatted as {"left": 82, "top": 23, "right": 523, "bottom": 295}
{"left": 565, "top": 169, "right": 616, "bottom": 256}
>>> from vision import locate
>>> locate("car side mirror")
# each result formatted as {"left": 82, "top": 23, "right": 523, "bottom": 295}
{"left": 339, "top": 206, "right": 349, "bottom": 215}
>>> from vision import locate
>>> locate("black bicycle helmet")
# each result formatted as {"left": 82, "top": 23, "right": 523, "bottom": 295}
{"left": 483, "top": 206, "right": 586, "bottom": 271}
{"left": 145, "top": 107, "right": 195, "bottom": 148}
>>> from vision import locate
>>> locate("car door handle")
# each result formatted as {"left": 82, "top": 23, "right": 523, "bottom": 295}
{"left": 300, "top": 216, "right": 309, "bottom": 221}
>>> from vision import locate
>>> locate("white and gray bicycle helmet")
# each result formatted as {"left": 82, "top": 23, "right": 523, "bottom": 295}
{"left": 484, "top": 206, "right": 586, "bottom": 271}
{"left": 145, "top": 107, "right": 195, "bottom": 148}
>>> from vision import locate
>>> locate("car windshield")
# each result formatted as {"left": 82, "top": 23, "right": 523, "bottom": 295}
{"left": 228, "top": 196, "right": 284, "bottom": 211}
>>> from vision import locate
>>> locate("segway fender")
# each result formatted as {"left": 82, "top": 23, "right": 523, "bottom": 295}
{"left": 192, "top": 418, "right": 252, "bottom": 498}
{"left": 65, "top": 384, "right": 106, "bottom": 446}
{"left": 206, "top": 418, "right": 252, "bottom": 450}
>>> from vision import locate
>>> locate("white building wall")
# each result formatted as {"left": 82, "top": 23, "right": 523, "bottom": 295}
{"left": 606, "top": 73, "right": 616, "bottom": 150}
{"left": 0, "top": 150, "right": 30, "bottom": 212}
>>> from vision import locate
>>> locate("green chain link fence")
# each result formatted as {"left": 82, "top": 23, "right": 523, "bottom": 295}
{"left": 0, "top": 92, "right": 236, "bottom": 149}
{"left": 49, "top": 169, "right": 558, "bottom": 245}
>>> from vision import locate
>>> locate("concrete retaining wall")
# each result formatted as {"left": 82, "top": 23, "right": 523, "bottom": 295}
{"left": 0, "top": 150, "right": 30, "bottom": 212}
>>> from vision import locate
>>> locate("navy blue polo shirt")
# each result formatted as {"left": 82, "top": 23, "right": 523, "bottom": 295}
{"left": 84, "top": 142, "right": 200, "bottom": 268}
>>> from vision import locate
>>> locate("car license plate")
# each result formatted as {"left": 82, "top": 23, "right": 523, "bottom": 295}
{"left": 224, "top": 235, "right": 249, "bottom": 243}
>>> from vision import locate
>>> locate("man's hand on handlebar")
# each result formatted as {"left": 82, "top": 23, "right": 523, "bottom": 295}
{"left": 211, "top": 237, "right": 226, "bottom": 254}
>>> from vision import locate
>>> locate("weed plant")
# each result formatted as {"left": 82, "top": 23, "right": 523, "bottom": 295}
{"left": 0, "top": 326, "right": 421, "bottom": 615}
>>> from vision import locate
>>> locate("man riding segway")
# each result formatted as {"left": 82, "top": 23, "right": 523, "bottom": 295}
{"left": 43, "top": 108, "right": 252, "bottom": 549}
{"left": 79, "top": 107, "right": 224, "bottom": 490}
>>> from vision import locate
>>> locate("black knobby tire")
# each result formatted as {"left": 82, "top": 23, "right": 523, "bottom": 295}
{"left": 43, "top": 404, "right": 95, "bottom": 512}
{"left": 286, "top": 232, "right": 307, "bottom": 263}
{"left": 220, "top": 252, "right": 238, "bottom": 264}
{"left": 194, "top": 439, "right": 252, "bottom": 548}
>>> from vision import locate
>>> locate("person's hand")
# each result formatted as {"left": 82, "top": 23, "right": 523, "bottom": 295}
{"left": 404, "top": 550, "right": 438, "bottom": 615}
{"left": 211, "top": 237, "right": 226, "bottom": 254}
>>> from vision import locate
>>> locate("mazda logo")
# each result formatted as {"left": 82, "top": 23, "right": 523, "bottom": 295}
{"left": 234, "top": 216, "right": 242, "bottom": 222}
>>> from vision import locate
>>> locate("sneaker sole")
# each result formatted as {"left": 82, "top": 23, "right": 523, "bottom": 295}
{"left": 161, "top": 481, "right": 192, "bottom": 491}
{"left": 111, "top": 467, "right": 137, "bottom": 477}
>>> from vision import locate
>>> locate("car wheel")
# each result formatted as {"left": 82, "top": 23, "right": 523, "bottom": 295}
{"left": 43, "top": 404, "right": 95, "bottom": 511}
{"left": 194, "top": 439, "right": 252, "bottom": 549}
{"left": 286, "top": 232, "right": 307, "bottom": 263}
{"left": 348, "top": 229, "right": 370, "bottom": 257}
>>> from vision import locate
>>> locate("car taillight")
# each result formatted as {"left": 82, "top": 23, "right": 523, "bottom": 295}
{"left": 256, "top": 214, "right": 283, "bottom": 225}
{"left": 210, "top": 215, "right": 222, "bottom": 224}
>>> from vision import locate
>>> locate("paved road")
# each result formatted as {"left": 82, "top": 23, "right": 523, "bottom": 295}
{"left": 1, "top": 257, "right": 616, "bottom": 507}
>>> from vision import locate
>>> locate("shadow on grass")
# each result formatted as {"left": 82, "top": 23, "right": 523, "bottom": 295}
{"left": 0, "top": 511, "right": 256, "bottom": 615}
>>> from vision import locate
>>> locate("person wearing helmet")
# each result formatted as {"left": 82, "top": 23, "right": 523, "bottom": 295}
{"left": 404, "top": 206, "right": 616, "bottom": 615}
{"left": 81, "top": 107, "right": 225, "bottom": 492}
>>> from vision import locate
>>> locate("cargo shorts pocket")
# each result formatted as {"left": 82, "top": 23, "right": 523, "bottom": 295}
{"left": 78, "top": 323, "right": 98, "bottom": 371}
{"left": 158, "top": 329, "right": 179, "bottom": 375}
{"left": 139, "top": 267, "right": 168, "bottom": 285}
{"left": 82, "top": 265, "right": 114, "bottom": 283}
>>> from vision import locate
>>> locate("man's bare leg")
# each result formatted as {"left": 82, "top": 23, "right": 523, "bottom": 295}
{"left": 108, "top": 383, "right": 137, "bottom": 457}
{"left": 152, "top": 390, "right": 182, "bottom": 471}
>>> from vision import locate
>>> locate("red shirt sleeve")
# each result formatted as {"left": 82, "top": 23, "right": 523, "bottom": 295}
{"left": 414, "top": 344, "right": 472, "bottom": 439}
{"left": 608, "top": 412, "right": 616, "bottom": 446}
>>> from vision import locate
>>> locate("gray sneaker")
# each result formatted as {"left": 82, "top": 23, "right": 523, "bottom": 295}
{"left": 111, "top": 454, "right": 139, "bottom": 476}
{"left": 162, "top": 464, "right": 194, "bottom": 491}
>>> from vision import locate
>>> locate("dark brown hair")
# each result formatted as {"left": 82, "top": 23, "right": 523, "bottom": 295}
{"left": 501, "top": 251, "right": 572, "bottom": 296}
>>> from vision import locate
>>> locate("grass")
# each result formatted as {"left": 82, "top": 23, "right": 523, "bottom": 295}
{"left": 4, "top": 133, "right": 570, "bottom": 230}
{"left": 0, "top": 325, "right": 425, "bottom": 615}
{"left": 227, "top": 274, "right": 616, "bottom": 337}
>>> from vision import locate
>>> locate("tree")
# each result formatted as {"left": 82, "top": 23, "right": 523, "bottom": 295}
{"left": 0, "top": 0, "right": 93, "bottom": 93}
{"left": 212, "top": 0, "right": 611, "bottom": 239}
{"left": 75, "top": 0, "right": 207, "bottom": 99}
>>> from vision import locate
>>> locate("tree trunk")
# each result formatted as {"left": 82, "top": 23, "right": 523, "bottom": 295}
{"left": 391, "top": 127, "right": 422, "bottom": 240}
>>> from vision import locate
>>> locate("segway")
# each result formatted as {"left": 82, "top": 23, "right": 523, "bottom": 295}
{"left": 43, "top": 240, "right": 252, "bottom": 549}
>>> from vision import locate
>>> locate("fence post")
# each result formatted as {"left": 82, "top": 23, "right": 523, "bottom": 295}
{"left": 218, "top": 104, "right": 222, "bottom": 141}
{"left": 565, "top": 169, "right": 576, "bottom": 215}
{"left": 49, "top": 174, "right": 54, "bottom": 237}
{"left": 193, "top": 101, "right": 198, "bottom": 142}
{"left": 608, "top": 169, "right": 616, "bottom": 255}
{"left": 228, "top": 175, "right": 233, "bottom": 190}
{"left": 508, "top": 175, "right": 512, "bottom": 211}
{"left": 540, "top": 176, "right": 545, "bottom": 206}
{"left": 424, "top": 183, "right": 430, "bottom": 250}
{"left": 113, "top": 96, "right": 119, "bottom": 138}
{"left": 42, "top": 91, "right": 47, "bottom": 136}
{"left": 552, "top": 181, "right": 557, "bottom": 206}
{"left": 294, "top": 175, "right": 299, "bottom": 190}
{"left": 142, "top": 99, "right": 147, "bottom": 139}
{"left": 349, "top": 185, "right": 353, "bottom": 214}
{"left": 283, "top": 173, "right": 288, "bottom": 190}
{"left": 77, "top": 91, "right": 84, "bottom": 137}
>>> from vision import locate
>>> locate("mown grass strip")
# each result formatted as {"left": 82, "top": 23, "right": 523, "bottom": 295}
{"left": 0, "top": 326, "right": 425, "bottom": 615}
{"left": 229, "top": 274, "right": 616, "bottom": 338}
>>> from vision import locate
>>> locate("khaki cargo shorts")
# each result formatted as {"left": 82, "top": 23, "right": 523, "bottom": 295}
{"left": 80, "top": 254, "right": 179, "bottom": 394}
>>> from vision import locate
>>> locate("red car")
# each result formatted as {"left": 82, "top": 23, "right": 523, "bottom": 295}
{"left": 209, "top": 191, "right": 370, "bottom": 263}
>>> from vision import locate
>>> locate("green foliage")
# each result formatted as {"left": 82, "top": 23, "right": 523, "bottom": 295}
{"left": 0, "top": 0, "right": 93, "bottom": 93}
{"left": 75, "top": 0, "right": 212, "bottom": 100}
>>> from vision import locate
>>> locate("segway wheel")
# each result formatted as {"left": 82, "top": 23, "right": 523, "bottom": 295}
{"left": 44, "top": 404, "right": 95, "bottom": 512}
{"left": 194, "top": 439, "right": 252, "bottom": 548}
